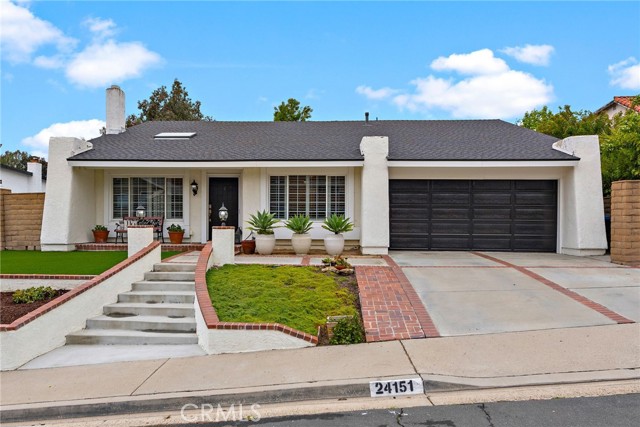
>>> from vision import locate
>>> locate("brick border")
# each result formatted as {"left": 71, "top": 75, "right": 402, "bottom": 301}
{"left": 471, "top": 252, "right": 634, "bottom": 325}
{"left": 0, "top": 241, "right": 161, "bottom": 331}
{"left": 382, "top": 255, "right": 441, "bottom": 338}
{"left": 195, "top": 242, "right": 318, "bottom": 344}
{"left": 75, "top": 243, "right": 205, "bottom": 252}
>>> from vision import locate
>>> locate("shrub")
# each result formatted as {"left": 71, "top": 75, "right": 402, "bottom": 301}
{"left": 12, "top": 286, "right": 58, "bottom": 304}
{"left": 92, "top": 225, "right": 108, "bottom": 232}
{"left": 167, "top": 223, "right": 184, "bottom": 232}
{"left": 284, "top": 214, "right": 313, "bottom": 234}
{"left": 330, "top": 316, "right": 365, "bottom": 345}
{"left": 247, "top": 210, "right": 280, "bottom": 235}
{"left": 322, "top": 214, "right": 354, "bottom": 234}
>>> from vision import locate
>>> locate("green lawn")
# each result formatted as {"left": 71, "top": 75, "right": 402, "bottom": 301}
{"left": 206, "top": 265, "right": 358, "bottom": 335}
{"left": 0, "top": 251, "right": 183, "bottom": 275}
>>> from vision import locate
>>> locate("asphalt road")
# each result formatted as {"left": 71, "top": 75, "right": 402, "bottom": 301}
{"left": 168, "top": 393, "right": 640, "bottom": 427}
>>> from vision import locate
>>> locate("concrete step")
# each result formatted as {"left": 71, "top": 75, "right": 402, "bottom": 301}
{"left": 144, "top": 271, "right": 195, "bottom": 282}
{"left": 118, "top": 291, "right": 195, "bottom": 304}
{"left": 153, "top": 263, "right": 197, "bottom": 272}
{"left": 103, "top": 302, "right": 195, "bottom": 318}
{"left": 66, "top": 329, "right": 198, "bottom": 345}
{"left": 132, "top": 281, "right": 195, "bottom": 292}
{"left": 86, "top": 315, "right": 196, "bottom": 332}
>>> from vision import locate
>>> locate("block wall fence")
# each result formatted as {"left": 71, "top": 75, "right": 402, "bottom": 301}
{"left": 0, "top": 189, "right": 45, "bottom": 250}
{"left": 610, "top": 180, "right": 640, "bottom": 266}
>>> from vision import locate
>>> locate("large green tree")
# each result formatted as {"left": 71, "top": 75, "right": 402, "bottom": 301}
{"left": 126, "top": 79, "right": 213, "bottom": 127}
{"left": 600, "top": 110, "right": 640, "bottom": 194}
{"left": 519, "top": 105, "right": 612, "bottom": 139}
{"left": 0, "top": 150, "right": 48, "bottom": 179}
{"left": 273, "top": 98, "right": 313, "bottom": 122}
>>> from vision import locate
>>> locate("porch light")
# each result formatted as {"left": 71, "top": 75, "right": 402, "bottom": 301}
{"left": 218, "top": 203, "right": 228, "bottom": 226}
{"left": 135, "top": 205, "right": 146, "bottom": 218}
{"left": 191, "top": 180, "right": 198, "bottom": 196}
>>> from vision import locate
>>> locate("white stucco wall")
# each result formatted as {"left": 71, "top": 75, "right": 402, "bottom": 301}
{"left": 0, "top": 165, "right": 45, "bottom": 194}
{"left": 241, "top": 168, "right": 261, "bottom": 240}
{"left": 360, "top": 137, "right": 390, "bottom": 254}
{"left": 41, "top": 137, "right": 96, "bottom": 251}
{"left": 203, "top": 329, "right": 313, "bottom": 354}
{"left": 0, "top": 245, "right": 160, "bottom": 370}
{"left": 553, "top": 136, "right": 607, "bottom": 255}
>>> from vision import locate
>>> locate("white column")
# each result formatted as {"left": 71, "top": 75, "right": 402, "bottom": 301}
{"left": 553, "top": 135, "right": 607, "bottom": 255}
{"left": 212, "top": 226, "right": 235, "bottom": 265}
{"left": 128, "top": 226, "right": 154, "bottom": 257}
{"left": 26, "top": 161, "right": 44, "bottom": 193}
{"left": 41, "top": 137, "right": 95, "bottom": 251}
{"left": 360, "top": 136, "right": 389, "bottom": 255}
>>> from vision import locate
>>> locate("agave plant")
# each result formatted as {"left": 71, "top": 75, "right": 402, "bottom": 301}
{"left": 284, "top": 214, "right": 313, "bottom": 234}
{"left": 322, "top": 214, "right": 354, "bottom": 234}
{"left": 246, "top": 210, "right": 280, "bottom": 235}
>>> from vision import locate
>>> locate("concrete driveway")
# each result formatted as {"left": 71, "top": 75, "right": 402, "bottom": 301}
{"left": 389, "top": 251, "right": 639, "bottom": 336}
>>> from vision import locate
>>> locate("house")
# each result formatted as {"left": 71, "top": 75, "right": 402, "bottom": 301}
{"left": 41, "top": 86, "right": 607, "bottom": 255}
{"left": 0, "top": 162, "right": 46, "bottom": 193}
{"left": 595, "top": 95, "right": 640, "bottom": 119}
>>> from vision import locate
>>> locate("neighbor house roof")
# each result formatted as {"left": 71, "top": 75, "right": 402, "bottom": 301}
{"left": 0, "top": 164, "right": 33, "bottom": 176}
{"left": 595, "top": 95, "right": 640, "bottom": 115}
{"left": 68, "top": 119, "right": 577, "bottom": 162}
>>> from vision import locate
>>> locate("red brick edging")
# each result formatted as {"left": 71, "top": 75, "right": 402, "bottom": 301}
{"left": 195, "top": 243, "right": 318, "bottom": 344}
{"left": 75, "top": 243, "right": 205, "bottom": 252}
{"left": 471, "top": 252, "right": 635, "bottom": 325}
{"left": 0, "top": 242, "right": 161, "bottom": 331}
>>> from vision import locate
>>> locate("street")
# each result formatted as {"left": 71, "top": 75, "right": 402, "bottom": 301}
{"left": 166, "top": 394, "right": 640, "bottom": 427}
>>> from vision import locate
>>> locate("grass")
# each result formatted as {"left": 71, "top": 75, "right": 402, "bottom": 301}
{"left": 206, "top": 264, "right": 358, "bottom": 336}
{"left": 0, "top": 251, "right": 183, "bottom": 275}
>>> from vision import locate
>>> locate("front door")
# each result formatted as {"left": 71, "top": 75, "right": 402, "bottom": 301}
{"left": 209, "top": 177, "right": 239, "bottom": 240}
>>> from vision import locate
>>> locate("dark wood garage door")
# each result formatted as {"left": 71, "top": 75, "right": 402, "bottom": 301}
{"left": 389, "top": 180, "right": 557, "bottom": 252}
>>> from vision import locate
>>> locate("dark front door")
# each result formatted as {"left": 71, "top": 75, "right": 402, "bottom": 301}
{"left": 209, "top": 177, "right": 239, "bottom": 240}
{"left": 389, "top": 180, "right": 557, "bottom": 252}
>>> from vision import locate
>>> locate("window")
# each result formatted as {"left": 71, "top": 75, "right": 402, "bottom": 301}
{"left": 269, "top": 175, "right": 346, "bottom": 220}
{"left": 112, "top": 177, "right": 183, "bottom": 219}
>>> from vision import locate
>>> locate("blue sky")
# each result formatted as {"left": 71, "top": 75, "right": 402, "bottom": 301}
{"left": 1, "top": 0, "right": 639, "bottom": 158}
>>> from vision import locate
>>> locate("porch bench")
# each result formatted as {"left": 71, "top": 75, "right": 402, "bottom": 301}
{"left": 114, "top": 216, "right": 165, "bottom": 243}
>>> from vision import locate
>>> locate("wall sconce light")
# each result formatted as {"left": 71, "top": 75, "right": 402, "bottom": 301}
{"left": 191, "top": 180, "right": 199, "bottom": 196}
{"left": 218, "top": 203, "right": 228, "bottom": 226}
{"left": 135, "top": 205, "right": 146, "bottom": 218}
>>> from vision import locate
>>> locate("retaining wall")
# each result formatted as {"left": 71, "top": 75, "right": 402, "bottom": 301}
{"left": 0, "top": 190, "right": 45, "bottom": 250}
{"left": 610, "top": 180, "right": 640, "bottom": 266}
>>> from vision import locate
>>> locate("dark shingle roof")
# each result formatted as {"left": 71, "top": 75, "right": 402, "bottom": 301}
{"left": 68, "top": 119, "right": 577, "bottom": 162}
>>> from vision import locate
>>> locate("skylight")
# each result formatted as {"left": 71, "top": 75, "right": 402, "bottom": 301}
{"left": 154, "top": 132, "right": 196, "bottom": 140}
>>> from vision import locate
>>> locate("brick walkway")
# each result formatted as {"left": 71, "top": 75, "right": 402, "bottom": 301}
{"left": 356, "top": 264, "right": 440, "bottom": 342}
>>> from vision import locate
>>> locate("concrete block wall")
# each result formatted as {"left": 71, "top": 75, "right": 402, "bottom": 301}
{"left": 610, "top": 180, "right": 640, "bottom": 266}
{"left": 0, "top": 190, "right": 45, "bottom": 250}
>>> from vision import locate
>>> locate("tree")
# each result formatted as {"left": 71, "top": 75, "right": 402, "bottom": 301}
{"left": 600, "top": 111, "right": 640, "bottom": 195}
{"left": 273, "top": 98, "right": 312, "bottom": 122}
{"left": 0, "top": 150, "right": 48, "bottom": 179}
{"left": 126, "top": 79, "right": 213, "bottom": 127}
{"left": 519, "top": 105, "right": 611, "bottom": 139}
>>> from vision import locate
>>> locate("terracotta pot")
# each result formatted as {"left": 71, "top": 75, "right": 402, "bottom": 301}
{"left": 241, "top": 240, "right": 256, "bottom": 254}
{"left": 255, "top": 234, "right": 276, "bottom": 255}
{"left": 168, "top": 231, "right": 184, "bottom": 244}
{"left": 93, "top": 230, "right": 109, "bottom": 243}
{"left": 291, "top": 233, "right": 312, "bottom": 255}
{"left": 324, "top": 234, "right": 344, "bottom": 256}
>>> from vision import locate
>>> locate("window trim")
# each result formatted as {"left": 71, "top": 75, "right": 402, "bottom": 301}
{"left": 268, "top": 174, "right": 347, "bottom": 221}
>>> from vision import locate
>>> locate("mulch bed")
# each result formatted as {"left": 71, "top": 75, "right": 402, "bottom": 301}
{"left": 0, "top": 290, "right": 68, "bottom": 324}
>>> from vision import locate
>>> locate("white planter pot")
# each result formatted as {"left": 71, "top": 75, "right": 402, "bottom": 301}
{"left": 255, "top": 234, "right": 276, "bottom": 255}
{"left": 291, "top": 233, "right": 312, "bottom": 255}
{"left": 324, "top": 234, "right": 345, "bottom": 256}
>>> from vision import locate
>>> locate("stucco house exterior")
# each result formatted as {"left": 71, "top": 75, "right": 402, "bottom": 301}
{"left": 0, "top": 162, "right": 46, "bottom": 193}
{"left": 41, "top": 86, "right": 607, "bottom": 255}
{"left": 594, "top": 95, "right": 640, "bottom": 119}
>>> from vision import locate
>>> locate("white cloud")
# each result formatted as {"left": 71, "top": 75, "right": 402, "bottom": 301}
{"left": 65, "top": 40, "right": 162, "bottom": 88}
{"left": 83, "top": 17, "right": 117, "bottom": 40}
{"left": 0, "top": 0, "right": 77, "bottom": 63}
{"left": 33, "top": 54, "right": 65, "bottom": 69}
{"left": 21, "top": 119, "right": 105, "bottom": 158}
{"left": 431, "top": 49, "right": 509, "bottom": 75}
{"left": 501, "top": 44, "right": 554, "bottom": 66}
{"left": 608, "top": 57, "right": 640, "bottom": 90}
{"left": 358, "top": 48, "right": 554, "bottom": 119}
{"left": 356, "top": 85, "right": 399, "bottom": 100}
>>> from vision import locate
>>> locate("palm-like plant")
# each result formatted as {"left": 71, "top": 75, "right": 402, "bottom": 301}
{"left": 322, "top": 214, "right": 354, "bottom": 234}
{"left": 247, "top": 210, "right": 280, "bottom": 235}
{"left": 284, "top": 214, "right": 313, "bottom": 234}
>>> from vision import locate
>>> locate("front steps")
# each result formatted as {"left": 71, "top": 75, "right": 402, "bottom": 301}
{"left": 66, "top": 262, "right": 198, "bottom": 345}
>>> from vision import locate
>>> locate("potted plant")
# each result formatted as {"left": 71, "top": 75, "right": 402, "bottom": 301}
{"left": 322, "top": 214, "right": 353, "bottom": 256}
{"left": 284, "top": 214, "right": 313, "bottom": 255}
{"left": 246, "top": 210, "right": 280, "bottom": 255}
{"left": 166, "top": 223, "right": 185, "bottom": 244}
{"left": 241, "top": 232, "right": 256, "bottom": 255}
{"left": 92, "top": 225, "right": 109, "bottom": 243}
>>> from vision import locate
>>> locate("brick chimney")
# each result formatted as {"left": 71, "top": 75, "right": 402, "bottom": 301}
{"left": 106, "top": 85, "right": 125, "bottom": 134}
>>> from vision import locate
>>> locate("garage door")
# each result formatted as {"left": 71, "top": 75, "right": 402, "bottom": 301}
{"left": 389, "top": 180, "right": 557, "bottom": 252}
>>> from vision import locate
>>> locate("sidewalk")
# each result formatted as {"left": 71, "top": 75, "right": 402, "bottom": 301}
{"left": 1, "top": 323, "right": 639, "bottom": 423}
